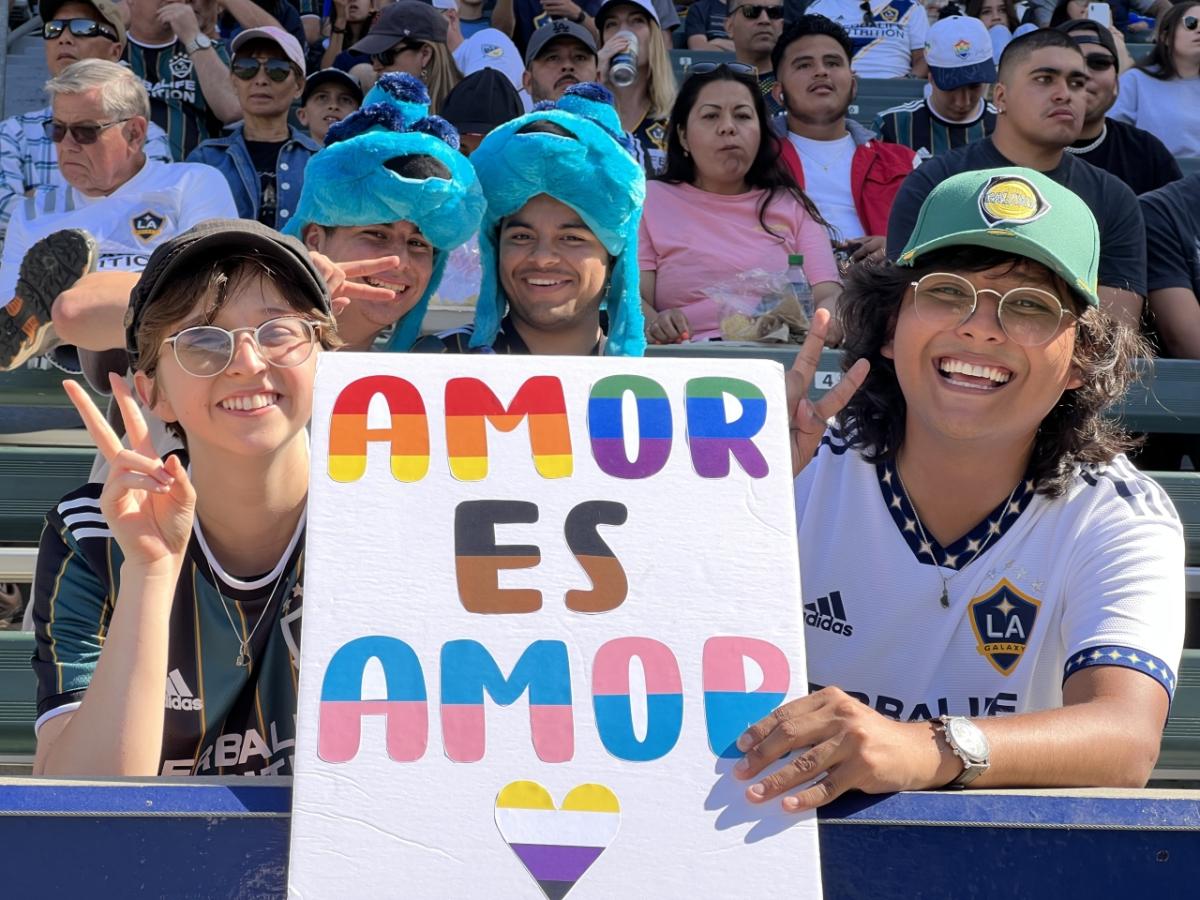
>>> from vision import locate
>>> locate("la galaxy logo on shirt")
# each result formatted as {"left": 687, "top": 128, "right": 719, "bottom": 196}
{"left": 969, "top": 578, "right": 1041, "bottom": 675}
{"left": 169, "top": 50, "right": 194, "bottom": 81}
{"left": 132, "top": 211, "right": 165, "bottom": 242}
{"left": 879, "top": 3, "right": 900, "bottom": 22}
{"left": 978, "top": 175, "right": 1051, "bottom": 227}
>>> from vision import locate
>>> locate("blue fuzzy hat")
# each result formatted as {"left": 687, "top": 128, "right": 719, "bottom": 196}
{"left": 283, "top": 73, "right": 485, "bottom": 352}
{"left": 467, "top": 82, "right": 646, "bottom": 356}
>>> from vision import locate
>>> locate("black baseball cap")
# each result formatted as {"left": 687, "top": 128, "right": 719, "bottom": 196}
{"left": 524, "top": 19, "right": 598, "bottom": 67}
{"left": 1055, "top": 18, "right": 1121, "bottom": 70}
{"left": 441, "top": 68, "right": 525, "bottom": 135}
{"left": 124, "top": 220, "right": 332, "bottom": 367}
{"left": 351, "top": 0, "right": 449, "bottom": 55}
{"left": 301, "top": 67, "right": 365, "bottom": 106}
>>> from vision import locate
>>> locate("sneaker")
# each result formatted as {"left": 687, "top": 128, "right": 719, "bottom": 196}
{"left": 0, "top": 228, "right": 98, "bottom": 372}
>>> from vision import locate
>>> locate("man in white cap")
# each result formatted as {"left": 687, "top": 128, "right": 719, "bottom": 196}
{"left": 186, "top": 26, "right": 320, "bottom": 229}
{"left": 873, "top": 15, "right": 997, "bottom": 159}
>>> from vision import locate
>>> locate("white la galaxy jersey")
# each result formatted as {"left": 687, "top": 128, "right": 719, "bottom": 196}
{"left": 794, "top": 429, "right": 1184, "bottom": 722}
{"left": 0, "top": 158, "right": 236, "bottom": 302}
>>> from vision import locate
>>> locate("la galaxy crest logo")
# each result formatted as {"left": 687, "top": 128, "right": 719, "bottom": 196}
{"left": 969, "top": 579, "right": 1041, "bottom": 675}
{"left": 879, "top": 3, "right": 899, "bottom": 22}
{"left": 132, "top": 211, "right": 165, "bottom": 242}
{"left": 977, "top": 175, "right": 1051, "bottom": 227}
{"left": 169, "top": 50, "right": 193, "bottom": 81}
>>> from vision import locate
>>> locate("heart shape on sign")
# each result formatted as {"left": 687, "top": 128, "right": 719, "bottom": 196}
{"left": 495, "top": 780, "right": 621, "bottom": 900}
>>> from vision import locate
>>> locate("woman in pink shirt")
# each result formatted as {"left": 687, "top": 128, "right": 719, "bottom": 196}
{"left": 639, "top": 63, "right": 842, "bottom": 344}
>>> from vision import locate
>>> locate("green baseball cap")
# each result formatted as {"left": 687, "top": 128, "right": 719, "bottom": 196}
{"left": 896, "top": 167, "right": 1100, "bottom": 308}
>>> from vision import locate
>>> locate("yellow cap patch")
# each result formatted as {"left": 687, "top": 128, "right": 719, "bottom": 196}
{"left": 978, "top": 176, "right": 1050, "bottom": 227}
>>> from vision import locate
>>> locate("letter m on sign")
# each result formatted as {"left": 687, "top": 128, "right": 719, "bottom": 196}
{"left": 444, "top": 376, "right": 572, "bottom": 480}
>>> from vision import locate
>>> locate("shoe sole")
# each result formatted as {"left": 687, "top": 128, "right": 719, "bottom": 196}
{"left": 2, "top": 229, "right": 98, "bottom": 372}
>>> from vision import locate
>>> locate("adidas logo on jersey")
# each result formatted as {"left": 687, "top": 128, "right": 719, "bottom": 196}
{"left": 804, "top": 590, "right": 853, "bottom": 636}
{"left": 165, "top": 668, "right": 203, "bottom": 711}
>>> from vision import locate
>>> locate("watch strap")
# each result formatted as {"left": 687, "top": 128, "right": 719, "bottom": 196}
{"left": 936, "top": 716, "right": 990, "bottom": 789}
{"left": 185, "top": 34, "right": 212, "bottom": 53}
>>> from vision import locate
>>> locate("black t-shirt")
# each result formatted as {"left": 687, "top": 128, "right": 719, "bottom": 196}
{"left": 245, "top": 139, "right": 287, "bottom": 227}
{"left": 684, "top": 0, "right": 729, "bottom": 42}
{"left": 886, "top": 137, "right": 1148, "bottom": 296}
{"left": 1140, "top": 174, "right": 1200, "bottom": 297}
{"left": 1067, "top": 118, "right": 1182, "bottom": 197}
{"left": 511, "top": 0, "right": 602, "bottom": 56}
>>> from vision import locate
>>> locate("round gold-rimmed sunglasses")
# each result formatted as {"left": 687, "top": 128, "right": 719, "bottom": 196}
{"left": 163, "top": 316, "right": 321, "bottom": 378}
{"left": 910, "top": 272, "right": 1078, "bottom": 347}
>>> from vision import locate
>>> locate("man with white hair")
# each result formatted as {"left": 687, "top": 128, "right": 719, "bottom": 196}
{"left": 0, "top": 59, "right": 236, "bottom": 372}
{"left": 0, "top": 0, "right": 172, "bottom": 245}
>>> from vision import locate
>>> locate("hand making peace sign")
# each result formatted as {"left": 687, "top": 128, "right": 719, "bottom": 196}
{"left": 63, "top": 375, "right": 196, "bottom": 572}
{"left": 786, "top": 308, "right": 870, "bottom": 478}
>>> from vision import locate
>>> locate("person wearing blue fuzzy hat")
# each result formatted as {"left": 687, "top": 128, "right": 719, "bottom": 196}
{"left": 424, "top": 82, "right": 646, "bottom": 356}
{"left": 284, "top": 72, "right": 485, "bottom": 353}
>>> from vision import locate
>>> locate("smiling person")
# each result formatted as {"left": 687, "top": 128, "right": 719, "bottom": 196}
{"left": 736, "top": 168, "right": 1183, "bottom": 812}
{"left": 888, "top": 28, "right": 1146, "bottom": 332}
{"left": 0, "top": 0, "right": 173, "bottom": 245}
{"left": 640, "top": 63, "right": 841, "bottom": 344}
{"left": 187, "top": 27, "right": 320, "bottom": 228}
{"left": 421, "top": 82, "right": 645, "bottom": 355}
{"left": 0, "top": 60, "right": 236, "bottom": 373}
{"left": 31, "top": 219, "right": 339, "bottom": 777}
{"left": 296, "top": 67, "right": 365, "bottom": 147}
{"left": 289, "top": 72, "right": 485, "bottom": 352}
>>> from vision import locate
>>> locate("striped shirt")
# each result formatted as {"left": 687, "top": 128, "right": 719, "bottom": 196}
{"left": 873, "top": 97, "right": 997, "bottom": 160}
{"left": 31, "top": 463, "right": 308, "bottom": 776}
{"left": 123, "top": 37, "right": 232, "bottom": 161}
{"left": 0, "top": 105, "right": 172, "bottom": 247}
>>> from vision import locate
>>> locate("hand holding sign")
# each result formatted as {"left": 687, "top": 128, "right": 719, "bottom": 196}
{"left": 63, "top": 376, "right": 195, "bottom": 572}
{"left": 786, "top": 308, "right": 869, "bottom": 478}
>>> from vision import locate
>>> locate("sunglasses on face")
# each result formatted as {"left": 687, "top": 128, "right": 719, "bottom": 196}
{"left": 370, "top": 44, "right": 418, "bottom": 67}
{"left": 1083, "top": 53, "right": 1116, "bottom": 71}
{"left": 1184, "top": 15, "right": 1199, "bottom": 30}
{"left": 736, "top": 3, "right": 785, "bottom": 19}
{"left": 231, "top": 58, "right": 295, "bottom": 82}
{"left": 43, "top": 117, "right": 130, "bottom": 144}
{"left": 686, "top": 61, "right": 758, "bottom": 78}
{"left": 163, "top": 316, "right": 321, "bottom": 378}
{"left": 42, "top": 18, "right": 119, "bottom": 41}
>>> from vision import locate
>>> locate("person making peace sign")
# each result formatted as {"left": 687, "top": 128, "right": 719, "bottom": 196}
{"left": 30, "top": 220, "right": 339, "bottom": 777}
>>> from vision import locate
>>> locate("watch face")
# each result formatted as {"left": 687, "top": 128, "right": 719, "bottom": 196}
{"left": 948, "top": 719, "right": 989, "bottom": 761}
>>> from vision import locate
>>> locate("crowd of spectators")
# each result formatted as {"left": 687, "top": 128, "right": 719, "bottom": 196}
{"left": 0, "top": 0, "right": 1197, "bottom": 790}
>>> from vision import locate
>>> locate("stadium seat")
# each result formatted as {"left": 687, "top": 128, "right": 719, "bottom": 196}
{"left": 669, "top": 49, "right": 736, "bottom": 85}
{"left": 849, "top": 78, "right": 926, "bottom": 128}
{"left": 0, "top": 632, "right": 36, "bottom": 762}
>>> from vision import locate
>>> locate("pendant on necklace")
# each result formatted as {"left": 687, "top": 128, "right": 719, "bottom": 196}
{"left": 939, "top": 585, "right": 950, "bottom": 608}
{"left": 236, "top": 645, "right": 249, "bottom": 668}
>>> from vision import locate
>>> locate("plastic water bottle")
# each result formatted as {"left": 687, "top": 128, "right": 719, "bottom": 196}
{"left": 787, "top": 253, "right": 814, "bottom": 321}
{"left": 610, "top": 31, "right": 639, "bottom": 87}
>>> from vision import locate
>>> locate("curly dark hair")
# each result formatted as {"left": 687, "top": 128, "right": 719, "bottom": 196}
{"left": 834, "top": 246, "right": 1150, "bottom": 497}
{"left": 660, "top": 63, "right": 826, "bottom": 236}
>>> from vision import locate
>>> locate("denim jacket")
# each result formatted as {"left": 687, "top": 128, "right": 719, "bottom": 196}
{"left": 186, "top": 123, "right": 319, "bottom": 230}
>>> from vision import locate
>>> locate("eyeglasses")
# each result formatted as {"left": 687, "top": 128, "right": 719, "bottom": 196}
{"left": 736, "top": 3, "right": 785, "bottom": 19}
{"left": 232, "top": 57, "right": 296, "bottom": 82}
{"left": 1083, "top": 53, "right": 1116, "bottom": 71}
{"left": 370, "top": 44, "right": 418, "bottom": 68}
{"left": 163, "top": 316, "right": 321, "bottom": 378}
{"left": 43, "top": 118, "right": 130, "bottom": 144}
{"left": 1183, "top": 15, "right": 1199, "bottom": 30}
{"left": 910, "top": 272, "right": 1077, "bottom": 347}
{"left": 42, "top": 18, "right": 119, "bottom": 41}
{"left": 686, "top": 61, "right": 758, "bottom": 78}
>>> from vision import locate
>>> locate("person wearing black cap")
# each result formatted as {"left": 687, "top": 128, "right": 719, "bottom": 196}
{"left": 1057, "top": 18, "right": 1180, "bottom": 197}
{"left": 350, "top": 0, "right": 463, "bottom": 112}
{"left": 297, "top": 67, "right": 365, "bottom": 146}
{"left": 30, "top": 219, "right": 340, "bottom": 777}
{"left": 441, "top": 67, "right": 526, "bottom": 153}
{"left": 523, "top": 19, "right": 599, "bottom": 103}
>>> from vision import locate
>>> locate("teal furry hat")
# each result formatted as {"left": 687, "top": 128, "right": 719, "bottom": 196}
{"left": 467, "top": 82, "right": 647, "bottom": 356}
{"left": 283, "top": 73, "right": 485, "bottom": 352}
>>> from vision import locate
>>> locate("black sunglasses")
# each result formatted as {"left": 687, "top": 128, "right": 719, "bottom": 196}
{"left": 737, "top": 3, "right": 785, "bottom": 19}
{"left": 370, "top": 44, "right": 419, "bottom": 68}
{"left": 1084, "top": 53, "right": 1116, "bottom": 71}
{"left": 231, "top": 57, "right": 296, "bottom": 82}
{"left": 1184, "top": 14, "right": 1199, "bottom": 30}
{"left": 43, "top": 118, "right": 131, "bottom": 144}
{"left": 686, "top": 61, "right": 758, "bottom": 78}
{"left": 42, "top": 18, "right": 119, "bottom": 41}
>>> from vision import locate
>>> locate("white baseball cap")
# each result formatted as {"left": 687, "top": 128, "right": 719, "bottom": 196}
{"left": 924, "top": 15, "right": 996, "bottom": 90}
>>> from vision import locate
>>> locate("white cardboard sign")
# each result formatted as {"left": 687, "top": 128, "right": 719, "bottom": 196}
{"left": 288, "top": 354, "right": 820, "bottom": 899}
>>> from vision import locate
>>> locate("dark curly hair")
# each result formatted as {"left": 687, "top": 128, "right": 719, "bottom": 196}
{"left": 834, "top": 246, "right": 1150, "bottom": 497}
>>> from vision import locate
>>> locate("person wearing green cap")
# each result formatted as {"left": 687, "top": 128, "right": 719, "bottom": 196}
{"left": 731, "top": 167, "right": 1183, "bottom": 807}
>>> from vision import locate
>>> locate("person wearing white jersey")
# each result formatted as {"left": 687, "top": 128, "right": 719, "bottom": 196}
{"left": 805, "top": 0, "right": 930, "bottom": 78}
{"left": 0, "top": 60, "right": 237, "bottom": 374}
{"left": 734, "top": 167, "right": 1183, "bottom": 811}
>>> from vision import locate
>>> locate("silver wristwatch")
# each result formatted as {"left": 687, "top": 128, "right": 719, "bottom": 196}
{"left": 936, "top": 716, "right": 990, "bottom": 788}
{"left": 184, "top": 33, "right": 213, "bottom": 54}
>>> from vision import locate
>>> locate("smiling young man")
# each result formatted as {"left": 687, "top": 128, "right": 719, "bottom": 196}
{"left": 186, "top": 27, "right": 320, "bottom": 228}
{"left": 887, "top": 28, "right": 1147, "bottom": 332}
{"left": 734, "top": 168, "right": 1183, "bottom": 811}
{"left": 0, "top": 0, "right": 173, "bottom": 245}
